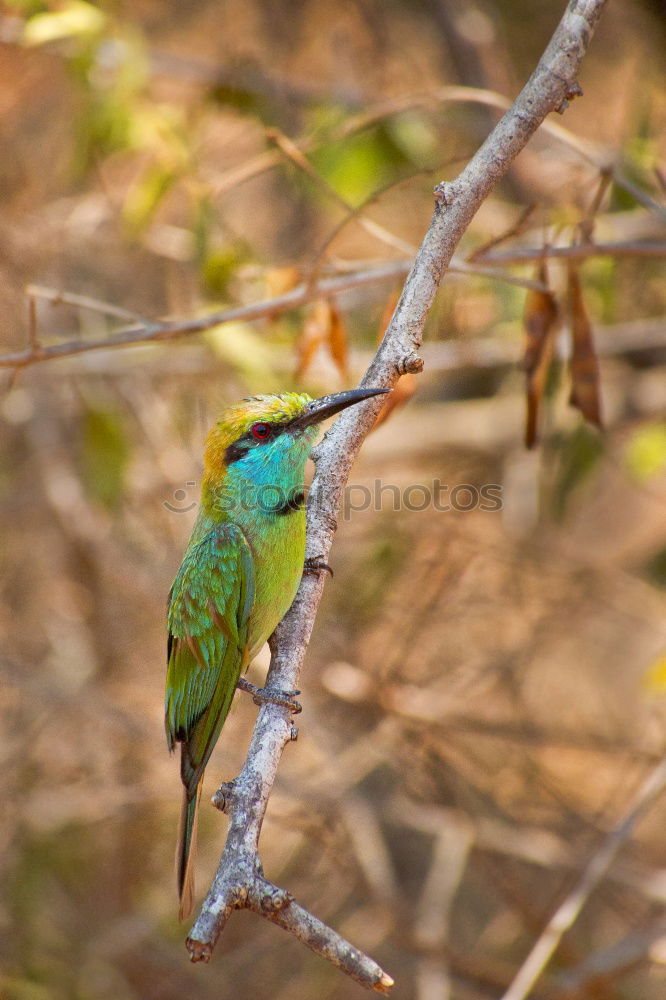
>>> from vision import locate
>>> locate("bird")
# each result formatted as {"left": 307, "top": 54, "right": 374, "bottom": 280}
{"left": 165, "top": 387, "right": 388, "bottom": 918}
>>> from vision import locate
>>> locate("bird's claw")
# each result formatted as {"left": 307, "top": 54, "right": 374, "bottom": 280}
{"left": 304, "top": 554, "right": 333, "bottom": 577}
{"left": 237, "top": 676, "right": 303, "bottom": 714}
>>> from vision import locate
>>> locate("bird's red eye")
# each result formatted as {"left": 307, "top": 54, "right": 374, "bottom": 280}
{"left": 251, "top": 422, "right": 271, "bottom": 440}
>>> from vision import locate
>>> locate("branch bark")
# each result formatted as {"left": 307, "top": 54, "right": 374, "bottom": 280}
{"left": 186, "top": 0, "right": 609, "bottom": 989}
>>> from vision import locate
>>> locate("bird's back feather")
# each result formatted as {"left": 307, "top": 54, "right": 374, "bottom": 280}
{"left": 165, "top": 524, "right": 255, "bottom": 908}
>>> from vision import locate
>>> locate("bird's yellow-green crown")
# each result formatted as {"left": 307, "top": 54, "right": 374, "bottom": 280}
{"left": 203, "top": 392, "right": 312, "bottom": 476}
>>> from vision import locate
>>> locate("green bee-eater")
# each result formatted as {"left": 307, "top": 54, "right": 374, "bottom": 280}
{"left": 165, "top": 388, "right": 387, "bottom": 917}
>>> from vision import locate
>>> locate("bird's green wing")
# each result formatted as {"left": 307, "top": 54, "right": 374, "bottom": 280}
{"left": 165, "top": 524, "right": 255, "bottom": 797}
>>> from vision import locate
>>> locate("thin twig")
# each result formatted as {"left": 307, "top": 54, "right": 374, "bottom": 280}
{"left": 424, "top": 87, "right": 666, "bottom": 221}
{"left": 417, "top": 316, "right": 666, "bottom": 373}
{"left": 305, "top": 156, "right": 473, "bottom": 285}
{"left": 268, "top": 128, "right": 417, "bottom": 257}
{"left": 186, "top": 0, "right": 609, "bottom": 989}
{"left": 467, "top": 204, "right": 537, "bottom": 262}
{"left": 3, "top": 238, "right": 659, "bottom": 374}
{"left": 0, "top": 263, "right": 409, "bottom": 371}
{"left": 209, "top": 84, "right": 664, "bottom": 221}
{"left": 552, "top": 920, "right": 666, "bottom": 994}
{"left": 27, "top": 293, "right": 38, "bottom": 351}
{"left": 1, "top": 258, "right": 544, "bottom": 373}
{"left": 473, "top": 240, "right": 666, "bottom": 265}
{"left": 501, "top": 757, "right": 666, "bottom": 1000}
{"left": 240, "top": 132, "right": 541, "bottom": 294}
{"left": 580, "top": 168, "right": 613, "bottom": 241}
{"left": 26, "top": 283, "right": 151, "bottom": 324}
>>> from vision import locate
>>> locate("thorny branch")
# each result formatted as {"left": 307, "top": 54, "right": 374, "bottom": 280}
{"left": 185, "top": 0, "right": 610, "bottom": 991}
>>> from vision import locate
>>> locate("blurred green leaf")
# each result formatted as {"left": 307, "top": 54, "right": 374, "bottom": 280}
{"left": 119, "top": 103, "right": 192, "bottom": 230}
{"left": 581, "top": 256, "right": 616, "bottom": 324}
{"left": 200, "top": 247, "right": 244, "bottom": 297}
{"left": 23, "top": 0, "right": 106, "bottom": 45}
{"left": 0, "top": 976, "right": 54, "bottom": 1000}
{"left": 191, "top": 192, "right": 214, "bottom": 265}
{"left": 76, "top": 93, "right": 134, "bottom": 168}
{"left": 208, "top": 83, "right": 275, "bottom": 122}
{"left": 303, "top": 102, "right": 350, "bottom": 142}
{"left": 122, "top": 163, "right": 179, "bottom": 235}
{"left": 386, "top": 112, "right": 439, "bottom": 164}
{"left": 624, "top": 134, "right": 659, "bottom": 175}
{"left": 5, "top": 0, "right": 48, "bottom": 15}
{"left": 644, "top": 652, "right": 666, "bottom": 691}
{"left": 126, "top": 101, "right": 187, "bottom": 155}
{"left": 641, "top": 547, "right": 666, "bottom": 592}
{"left": 64, "top": 30, "right": 152, "bottom": 169}
{"left": 624, "top": 423, "right": 666, "bottom": 482}
{"left": 310, "top": 126, "right": 408, "bottom": 205}
{"left": 548, "top": 424, "right": 605, "bottom": 520}
{"left": 205, "top": 321, "right": 278, "bottom": 387}
{"left": 80, "top": 406, "right": 129, "bottom": 509}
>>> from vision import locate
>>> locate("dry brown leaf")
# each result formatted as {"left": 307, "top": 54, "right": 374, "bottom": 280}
{"left": 523, "top": 259, "right": 559, "bottom": 449}
{"left": 265, "top": 266, "right": 301, "bottom": 299}
{"left": 371, "top": 287, "right": 415, "bottom": 431}
{"left": 295, "top": 298, "right": 331, "bottom": 379}
{"left": 372, "top": 373, "right": 417, "bottom": 430}
{"left": 568, "top": 264, "right": 603, "bottom": 429}
{"left": 377, "top": 288, "right": 400, "bottom": 346}
{"left": 327, "top": 303, "right": 349, "bottom": 380}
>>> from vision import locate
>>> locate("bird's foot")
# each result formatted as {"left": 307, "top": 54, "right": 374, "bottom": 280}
{"left": 237, "top": 676, "right": 302, "bottom": 714}
{"left": 304, "top": 554, "right": 333, "bottom": 577}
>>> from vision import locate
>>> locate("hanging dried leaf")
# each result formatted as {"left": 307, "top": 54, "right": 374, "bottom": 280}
{"left": 523, "top": 259, "right": 558, "bottom": 449}
{"left": 327, "top": 303, "right": 349, "bottom": 380}
{"left": 378, "top": 288, "right": 400, "bottom": 347}
{"left": 295, "top": 298, "right": 331, "bottom": 379}
{"left": 372, "top": 373, "right": 416, "bottom": 430}
{"left": 568, "top": 264, "right": 603, "bottom": 430}
{"left": 371, "top": 287, "right": 416, "bottom": 431}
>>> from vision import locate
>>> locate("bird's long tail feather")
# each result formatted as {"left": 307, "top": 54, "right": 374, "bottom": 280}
{"left": 177, "top": 778, "right": 203, "bottom": 921}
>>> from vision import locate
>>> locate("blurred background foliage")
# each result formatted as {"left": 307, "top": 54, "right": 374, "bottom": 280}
{"left": 1, "top": 1, "right": 666, "bottom": 998}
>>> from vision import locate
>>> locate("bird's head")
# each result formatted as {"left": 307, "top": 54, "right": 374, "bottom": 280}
{"left": 203, "top": 388, "right": 389, "bottom": 490}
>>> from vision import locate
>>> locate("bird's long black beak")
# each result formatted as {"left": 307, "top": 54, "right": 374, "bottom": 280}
{"left": 290, "top": 387, "right": 390, "bottom": 431}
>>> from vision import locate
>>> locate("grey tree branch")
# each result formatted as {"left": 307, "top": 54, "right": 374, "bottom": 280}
{"left": 185, "top": 0, "right": 609, "bottom": 991}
